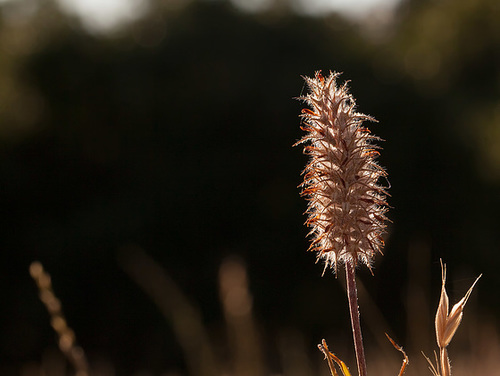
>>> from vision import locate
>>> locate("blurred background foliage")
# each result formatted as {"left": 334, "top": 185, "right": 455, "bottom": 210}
{"left": 0, "top": 0, "right": 499, "bottom": 374}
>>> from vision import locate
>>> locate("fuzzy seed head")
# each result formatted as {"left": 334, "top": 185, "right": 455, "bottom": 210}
{"left": 296, "top": 71, "right": 389, "bottom": 274}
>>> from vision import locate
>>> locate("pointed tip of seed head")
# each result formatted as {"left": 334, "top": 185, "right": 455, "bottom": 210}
{"left": 440, "top": 259, "right": 447, "bottom": 285}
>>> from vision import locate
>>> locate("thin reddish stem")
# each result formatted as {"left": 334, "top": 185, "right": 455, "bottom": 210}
{"left": 346, "top": 259, "right": 367, "bottom": 376}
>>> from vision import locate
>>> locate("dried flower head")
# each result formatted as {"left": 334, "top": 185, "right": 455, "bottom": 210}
{"left": 296, "top": 71, "right": 389, "bottom": 274}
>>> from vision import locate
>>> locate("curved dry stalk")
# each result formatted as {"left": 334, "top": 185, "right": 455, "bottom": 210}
{"left": 385, "top": 334, "right": 409, "bottom": 376}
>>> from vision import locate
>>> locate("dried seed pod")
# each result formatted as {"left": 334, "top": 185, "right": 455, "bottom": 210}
{"left": 435, "top": 260, "right": 482, "bottom": 350}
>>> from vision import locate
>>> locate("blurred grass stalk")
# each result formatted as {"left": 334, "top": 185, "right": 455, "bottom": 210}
{"left": 119, "top": 247, "right": 265, "bottom": 376}
{"left": 118, "top": 246, "right": 219, "bottom": 376}
{"left": 28, "top": 247, "right": 493, "bottom": 375}
{"left": 29, "top": 261, "right": 89, "bottom": 376}
{"left": 219, "top": 257, "right": 265, "bottom": 376}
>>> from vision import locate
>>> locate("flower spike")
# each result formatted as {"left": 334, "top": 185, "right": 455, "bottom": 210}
{"left": 297, "top": 71, "right": 389, "bottom": 273}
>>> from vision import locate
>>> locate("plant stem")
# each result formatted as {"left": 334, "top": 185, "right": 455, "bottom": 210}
{"left": 345, "top": 258, "right": 367, "bottom": 376}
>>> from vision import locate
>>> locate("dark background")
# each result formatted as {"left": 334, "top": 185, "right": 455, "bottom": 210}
{"left": 1, "top": 0, "right": 499, "bottom": 374}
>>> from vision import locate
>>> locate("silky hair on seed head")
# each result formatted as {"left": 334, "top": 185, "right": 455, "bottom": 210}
{"left": 296, "top": 71, "right": 389, "bottom": 275}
